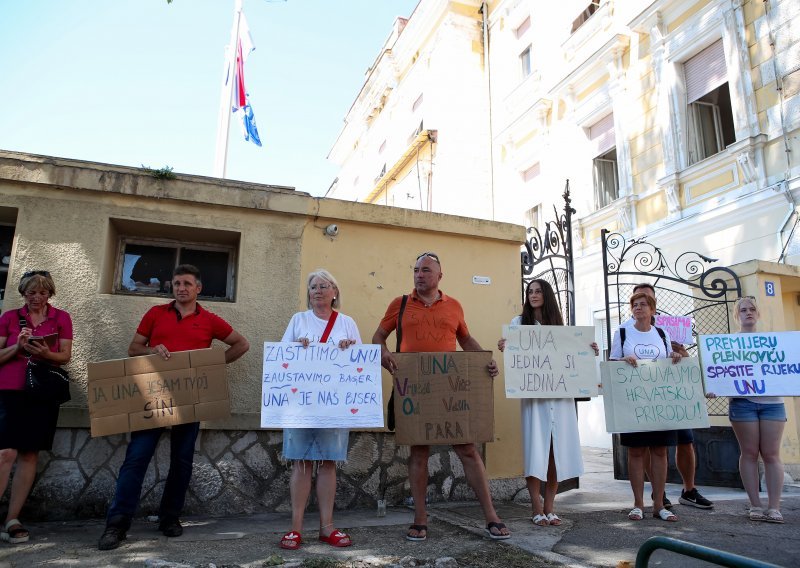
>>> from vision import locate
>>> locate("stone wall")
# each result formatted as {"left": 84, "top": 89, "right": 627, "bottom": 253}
{"left": 13, "top": 429, "right": 526, "bottom": 521}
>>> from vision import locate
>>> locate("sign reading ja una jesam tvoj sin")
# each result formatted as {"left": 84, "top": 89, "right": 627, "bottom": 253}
{"left": 699, "top": 331, "right": 800, "bottom": 396}
{"left": 261, "top": 342, "right": 384, "bottom": 428}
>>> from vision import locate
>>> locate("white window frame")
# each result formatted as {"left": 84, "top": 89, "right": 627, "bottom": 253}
{"left": 524, "top": 203, "right": 542, "bottom": 230}
{"left": 520, "top": 46, "right": 532, "bottom": 79}
{"left": 593, "top": 152, "right": 619, "bottom": 209}
{"left": 686, "top": 99, "right": 725, "bottom": 166}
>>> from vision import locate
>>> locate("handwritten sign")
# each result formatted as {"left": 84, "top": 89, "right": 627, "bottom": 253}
{"left": 699, "top": 331, "right": 800, "bottom": 396}
{"left": 600, "top": 358, "right": 710, "bottom": 433}
{"left": 87, "top": 348, "right": 229, "bottom": 437}
{"left": 502, "top": 325, "right": 598, "bottom": 398}
{"left": 260, "top": 342, "right": 383, "bottom": 428}
{"left": 655, "top": 315, "right": 694, "bottom": 345}
{"left": 393, "top": 351, "right": 494, "bottom": 446}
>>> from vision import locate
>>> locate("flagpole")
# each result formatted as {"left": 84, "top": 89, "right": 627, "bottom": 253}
{"left": 213, "top": 0, "right": 243, "bottom": 179}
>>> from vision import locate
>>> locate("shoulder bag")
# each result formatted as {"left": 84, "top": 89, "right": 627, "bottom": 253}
{"left": 18, "top": 309, "right": 71, "bottom": 405}
{"left": 386, "top": 295, "right": 408, "bottom": 432}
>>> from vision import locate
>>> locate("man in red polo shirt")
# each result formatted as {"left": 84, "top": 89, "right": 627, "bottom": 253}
{"left": 373, "top": 252, "right": 510, "bottom": 542}
{"left": 99, "top": 264, "right": 249, "bottom": 550}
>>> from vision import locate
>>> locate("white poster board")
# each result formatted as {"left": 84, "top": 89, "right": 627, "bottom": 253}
{"left": 261, "top": 342, "right": 384, "bottom": 428}
{"left": 600, "top": 358, "right": 710, "bottom": 433}
{"left": 699, "top": 331, "right": 800, "bottom": 396}
{"left": 503, "top": 325, "right": 599, "bottom": 398}
{"left": 655, "top": 315, "right": 694, "bottom": 345}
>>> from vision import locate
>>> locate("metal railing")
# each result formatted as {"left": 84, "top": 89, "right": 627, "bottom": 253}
{"left": 636, "top": 536, "right": 783, "bottom": 568}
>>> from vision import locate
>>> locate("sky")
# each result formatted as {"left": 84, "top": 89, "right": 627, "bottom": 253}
{"left": 0, "top": 0, "right": 418, "bottom": 196}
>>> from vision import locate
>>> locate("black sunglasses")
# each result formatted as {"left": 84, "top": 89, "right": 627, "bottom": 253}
{"left": 737, "top": 295, "right": 756, "bottom": 301}
{"left": 416, "top": 252, "right": 440, "bottom": 264}
{"left": 22, "top": 270, "right": 50, "bottom": 279}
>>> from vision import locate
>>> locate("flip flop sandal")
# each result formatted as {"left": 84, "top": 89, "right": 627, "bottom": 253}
{"left": 546, "top": 513, "right": 562, "bottom": 526}
{"left": 279, "top": 531, "right": 302, "bottom": 550}
{"left": 654, "top": 508, "right": 678, "bottom": 522}
{"left": 1, "top": 519, "right": 29, "bottom": 544}
{"left": 628, "top": 507, "right": 643, "bottom": 521}
{"left": 319, "top": 529, "right": 352, "bottom": 547}
{"left": 406, "top": 524, "right": 427, "bottom": 541}
{"left": 531, "top": 514, "right": 549, "bottom": 526}
{"left": 485, "top": 521, "right": 511, "bottom": 540}
{"left": 748, "top": 507, "right": 766, "bottom": 521}
{"left": 763, "top": 509, "right": 784, "bottom": 524}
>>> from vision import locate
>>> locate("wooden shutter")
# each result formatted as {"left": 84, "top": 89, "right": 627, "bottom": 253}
{"left": 684, "top": 39, "right": 727, "bottom": 103}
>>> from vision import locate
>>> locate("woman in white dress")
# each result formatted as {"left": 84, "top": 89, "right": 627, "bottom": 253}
{"left": 278, "top": 269, "right": 362, "bottom": 550}
{"left": 498, "top": 279, "right": 598, "bottom": 526}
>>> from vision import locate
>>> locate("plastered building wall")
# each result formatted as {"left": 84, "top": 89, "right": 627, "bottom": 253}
{"left": 0, "top": 151, "right": 526, "bottom": 519}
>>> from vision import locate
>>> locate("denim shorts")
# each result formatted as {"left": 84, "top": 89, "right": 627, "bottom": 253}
{"left": 283, "top": 428, "right": 349, "bottom": 461}
{"left": 676, "top": 429, "right": 694, "bottom": 444}
{"left": 729, "top": 398, "right": 787, "bottom": 422}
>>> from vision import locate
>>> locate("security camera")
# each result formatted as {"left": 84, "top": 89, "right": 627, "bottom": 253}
{"left": 325, "top": 224, "right": 339, "bottom": 237}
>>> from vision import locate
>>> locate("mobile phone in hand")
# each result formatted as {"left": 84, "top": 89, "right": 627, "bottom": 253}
{"left": 28, "top": 333, "right": 58, "bottom": 348}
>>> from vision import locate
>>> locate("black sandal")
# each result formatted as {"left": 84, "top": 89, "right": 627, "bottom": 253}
{"left": 406, "top": 524, "right": 427, "bottom": 541}
{"left": 485, "top": 521, "right": 511, "bottom": 540}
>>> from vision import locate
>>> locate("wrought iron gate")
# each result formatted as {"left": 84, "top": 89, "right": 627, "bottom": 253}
{"left": 520, "top": 181, "right": 578, "bottom": 492}
{"left": 522, "top": 182, "right": 575, "bottom": 325}
{"left": 601, "top": 228, "right": 744, "bottom": 487}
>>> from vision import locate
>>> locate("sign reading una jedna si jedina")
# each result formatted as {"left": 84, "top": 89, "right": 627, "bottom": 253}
{"left": 261, "top": 342, "right": 384, "bottom": 428}
{"left": 699, "top": 331, "right": 800, "bottom": 396}
{"left": 502, "top": 325, "right": 599, "bottom": 398}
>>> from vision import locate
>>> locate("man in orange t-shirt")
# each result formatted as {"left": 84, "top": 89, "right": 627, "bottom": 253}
{"left": 373, "top": 252, "right": 510, "bottom": 542}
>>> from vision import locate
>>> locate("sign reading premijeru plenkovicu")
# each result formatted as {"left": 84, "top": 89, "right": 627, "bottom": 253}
{"left": 699, "top": 331, "right": 800, "bottom": 396}
{"left": 260, "top": 342, "right": 384, "bottom": 428}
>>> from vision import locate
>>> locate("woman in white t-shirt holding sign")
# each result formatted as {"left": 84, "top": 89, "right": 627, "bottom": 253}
{"left": 708, "top": 296, "right": 786, "bottom": 523}
{"left": 609, "top": 292, "right": 682, "bottom": 522}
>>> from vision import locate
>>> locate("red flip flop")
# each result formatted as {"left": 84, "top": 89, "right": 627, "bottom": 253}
{"left": 279, "top": 531, "right": 302, "bottom": 550}
{"left": 319, "top": 529, "right": 352, "bottom": 547}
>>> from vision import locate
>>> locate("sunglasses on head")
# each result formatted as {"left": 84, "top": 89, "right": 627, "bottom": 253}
{"left": 737, "top": 295, "right": 756, "bottom": 300}
{"left": 416, "top": 252, "right": 440, "bottom": 264}
{"left": 22, "top": 270, "right": 50, "bottom": 279}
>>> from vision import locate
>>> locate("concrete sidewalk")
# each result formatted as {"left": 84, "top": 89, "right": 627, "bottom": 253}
{"left": 1, "top": 448, "right": 798, "bottom": 567}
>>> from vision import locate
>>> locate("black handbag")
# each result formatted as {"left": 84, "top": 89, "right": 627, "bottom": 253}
{"left": 17, "top": 309, "right": 71, "bottom": 404}
{"left": 25, "top": 359, "right": 71, "bottom": 404}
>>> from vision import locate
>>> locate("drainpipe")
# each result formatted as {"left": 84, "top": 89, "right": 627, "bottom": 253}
{"left": 480, "top": 2, "right": 496, "bottom": 220}
{"left": 762, "top": 0, "right": 797, "bottom": 261}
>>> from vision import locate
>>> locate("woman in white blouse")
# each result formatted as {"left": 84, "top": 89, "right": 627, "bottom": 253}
{"left": 498, "top": 279, "right": 598, "bottom": 526}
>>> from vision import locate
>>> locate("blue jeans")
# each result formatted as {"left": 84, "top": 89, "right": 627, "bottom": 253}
{"left": 106, "top": 422, "right": 200, "bottom": 529}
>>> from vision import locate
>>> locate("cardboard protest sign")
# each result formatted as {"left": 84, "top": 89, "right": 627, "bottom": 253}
{"left": 502, "top": 325, "right": 598, "bottom": 398}
{"left": 699, "top": 331, "right": 800, "bottom": 396}
{"left": 655, "top": 315, "right": 694, "bottom": 345}
{"left": 600, "top": 358, "right": 709, "bottom": 433}
{"left": 87, "top": 348, "right": 229, "bottom": 437}
{"left": 261, "top": 343, "right": 383, "bottom": 428}
{"left": 392, "top": 351, "right": 494, "bottom": 446}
